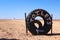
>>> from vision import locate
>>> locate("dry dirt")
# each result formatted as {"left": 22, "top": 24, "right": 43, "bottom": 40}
{"left": 0, "top": 19, "right": 60, "bottom": 40}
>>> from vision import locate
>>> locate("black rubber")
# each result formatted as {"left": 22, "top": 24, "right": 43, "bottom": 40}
{"left": 26, "top": 9, "right": 52, "bottom": 35}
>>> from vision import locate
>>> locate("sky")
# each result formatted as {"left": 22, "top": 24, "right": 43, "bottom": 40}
{"left": 0, "top": 0, "right": 60, "bottom": 19}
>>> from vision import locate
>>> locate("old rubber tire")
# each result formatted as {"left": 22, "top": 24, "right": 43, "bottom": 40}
{"left": 26, "top": 9, "right": 52, "bottom": 35}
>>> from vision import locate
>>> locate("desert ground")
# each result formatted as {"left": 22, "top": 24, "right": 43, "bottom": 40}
{"left": 0, "top": 19, "right": 60, "bottom": 40}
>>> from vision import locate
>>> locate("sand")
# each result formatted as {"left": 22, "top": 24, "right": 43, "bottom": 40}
{"left": 0, "top": 19, "right": 60, "bottom": 40}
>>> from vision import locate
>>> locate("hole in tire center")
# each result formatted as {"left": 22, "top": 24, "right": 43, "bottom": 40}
{"left": 35, "top": 16, "right": 44, "bottom": 27}
{"left": 34, "top": 23, "right": 39, "bottom": 28}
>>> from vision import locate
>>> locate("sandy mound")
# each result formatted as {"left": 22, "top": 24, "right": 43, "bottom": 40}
{"left": 0, "top": 19, "right": 60, "bottom": 40}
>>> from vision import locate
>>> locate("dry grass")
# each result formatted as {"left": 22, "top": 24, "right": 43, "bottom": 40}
{"left": 0, "top": 19, "right": 60, "bottom": 40}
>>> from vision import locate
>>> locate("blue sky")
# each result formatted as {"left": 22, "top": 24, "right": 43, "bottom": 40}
{"left": 0, "top": 0, "right": 60, "bottom": 19}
